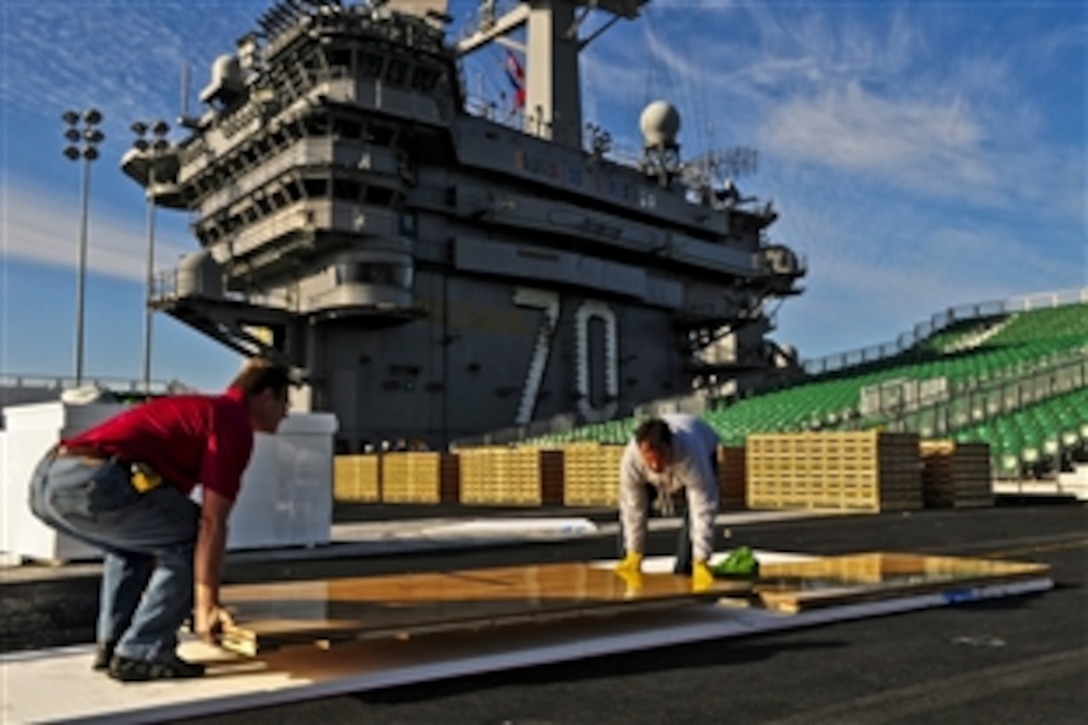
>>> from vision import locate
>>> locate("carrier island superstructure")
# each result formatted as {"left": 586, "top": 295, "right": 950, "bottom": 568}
{"left": 121, "top": 0, "right": 807, "bottom": 449}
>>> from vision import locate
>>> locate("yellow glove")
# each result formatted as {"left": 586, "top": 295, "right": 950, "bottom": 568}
{"left": 615, "top": 569, "right": 644, "bottom": 599}
{"left": 615, "top": 552, "right": 643, "bottom": 575}
{"left": 692, "top": 560, "right": 715, "bottom": 592}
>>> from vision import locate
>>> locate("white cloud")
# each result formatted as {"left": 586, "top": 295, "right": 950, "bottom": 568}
{"left": 0, "top": 2, "right": 264, "bottom": 141}
{"left": 0, "top": 179, "right": 193, "bottom": 282}
{"left": 763, "top": 82, "right": 984, "bottom": 170}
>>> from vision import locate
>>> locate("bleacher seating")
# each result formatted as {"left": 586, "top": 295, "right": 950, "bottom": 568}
{"left": 521, "top": 300, "right": 1088, "bottom": 480}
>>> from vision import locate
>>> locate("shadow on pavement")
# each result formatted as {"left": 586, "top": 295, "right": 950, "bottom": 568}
{"left": 355, "top": 638, "right": 847, "bottom": 705}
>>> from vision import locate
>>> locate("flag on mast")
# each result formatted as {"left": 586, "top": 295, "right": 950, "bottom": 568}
{"left": 504, "top": 50, "right": 525, "bottom": 111}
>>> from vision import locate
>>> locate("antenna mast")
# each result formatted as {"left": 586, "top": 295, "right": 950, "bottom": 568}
{"left": 455, "top": 0, "right": 648, "bottom": 149}
{"left": 178, "top": 63, "right": 201, "bottom": 129}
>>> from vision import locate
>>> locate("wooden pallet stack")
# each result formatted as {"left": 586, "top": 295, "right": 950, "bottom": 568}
{"left": 458, "top": 447, "right": 547, "bottom": 506}
{"left": 919, "top": 440, "right": 994, "bottom": 508}
{"left": 380, "top": 452, "right": 458, "bottom": 504}
{"left": 717, "top": 446, "right": 746, "bottom": 510}
{"left": 332, "top": 454, "right": 381, "bottom": 503}
{"left": 561, "top": 443, "right": 625, "bottom": 507}
{"left": 746, "top": 431, "right": 924, "bottom": 513}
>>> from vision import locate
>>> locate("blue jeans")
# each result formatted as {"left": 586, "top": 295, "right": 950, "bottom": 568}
{"left": 28, "top": 450, "right": 199, "bottom": 663}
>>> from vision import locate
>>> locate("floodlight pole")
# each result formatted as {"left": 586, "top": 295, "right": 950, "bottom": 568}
{"left": 141, "top": 166, "right": 156, "bottom": 395}
{"left": 63, "top": 109, "right": 104, "bottom": 386}
{"left": 131, "top": 119, "right": 170, "bottom": 395}
{"left": 75, "top": 156, "right": 92, "bottom": 386}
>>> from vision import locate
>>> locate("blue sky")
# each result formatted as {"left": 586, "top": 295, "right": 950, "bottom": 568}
{"left": 1, "top": 0, "right": 1085, "bottom": 393}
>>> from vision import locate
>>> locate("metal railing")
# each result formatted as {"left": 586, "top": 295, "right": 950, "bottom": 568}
{"left": 0, "top": 373, "right": 187, "bottom": 396}
{"left": 880, "top": 352, "right": 1087, "bottom": 439}
{"left": 801, "top": 287, "right": 1088, "bottom": 375}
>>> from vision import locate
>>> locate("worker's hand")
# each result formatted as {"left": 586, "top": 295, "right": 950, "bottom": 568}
{"left": 615, "top": 552, "right": 643, "bottom": 575}
{"left": 692, "top": 560, "right": 715, "bottom": 592}
{"left": 194, "top": 603, "right": 235, "bottom": 645}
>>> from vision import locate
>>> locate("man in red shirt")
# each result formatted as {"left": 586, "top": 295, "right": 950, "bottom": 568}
{"left": 28, "top": 358, "right": 291, "bottom": 682}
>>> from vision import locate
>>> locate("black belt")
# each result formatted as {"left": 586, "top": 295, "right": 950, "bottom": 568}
{"left": 55, "top": 443, "right": 112, "bottom": 461}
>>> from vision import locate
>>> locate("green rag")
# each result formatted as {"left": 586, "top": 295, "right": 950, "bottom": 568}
{"left": 711, "top": 545, "right": 760, "bottom": 579}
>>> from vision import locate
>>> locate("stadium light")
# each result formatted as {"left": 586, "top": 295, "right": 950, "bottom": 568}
{"left": 130, "top": 119, "right": 171, "bottom": 394}
{"left": 62, "top": 108, "right": 105, "bottom": 386}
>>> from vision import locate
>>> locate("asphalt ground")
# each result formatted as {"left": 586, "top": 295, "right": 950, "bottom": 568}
{"left": 2, "top": 502, "right": 1086, "bottom": 724}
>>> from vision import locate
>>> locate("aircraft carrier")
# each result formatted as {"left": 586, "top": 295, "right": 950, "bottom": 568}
{"left": 121, "top": 0, "right": 807, "bottom": 450}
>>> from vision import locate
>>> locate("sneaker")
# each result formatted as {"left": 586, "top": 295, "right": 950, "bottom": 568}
{"left": 107, "top": 653, "right": 206, "bottom": 682}
{"left": 92, "top": 642, "right": 116, "bottom": 671}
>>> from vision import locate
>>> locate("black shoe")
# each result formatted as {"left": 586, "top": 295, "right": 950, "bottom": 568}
{"left": 107, "top": 653, "right": 206, "bottom": 682}
{"left": 92, "top": 642, "right": 116, "bottom": 671}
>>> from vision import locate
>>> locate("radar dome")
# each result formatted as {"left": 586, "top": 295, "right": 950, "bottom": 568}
{"left": 639, "top": 100, "right": 680, "bottom": 147}
{"left": 200, "top": 54, "right": 244, "bottom": 103}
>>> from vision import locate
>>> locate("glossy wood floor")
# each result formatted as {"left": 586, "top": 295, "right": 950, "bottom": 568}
{"left": 220, "top": 563, "right": 745, "bottom": 655}
{"left": 755, "top": 552, "right": 1051, "bottom": 613}
{"left": 219, "top": 554, "right": 1050, "bottom": 654}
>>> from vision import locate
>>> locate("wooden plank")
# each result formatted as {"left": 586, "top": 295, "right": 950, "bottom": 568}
{"left": 219, "top": 562, "right": 744, "bottom": 656}
{"left": 754, "top": 552, "right": 1049, "bottom": 613}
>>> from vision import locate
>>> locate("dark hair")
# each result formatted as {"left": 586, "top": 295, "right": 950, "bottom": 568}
{"left": 229, "top": 358, "right": 292, "bottom": 398}
{"left": 634, "top": 418, "right": 672, "bottom": 452}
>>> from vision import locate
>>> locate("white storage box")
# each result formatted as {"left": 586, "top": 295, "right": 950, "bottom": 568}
{"left": 225, "top": 413, "right": 339, "bottom": 550}
{"left": 2, "top": 401, "right": 339, "bottom": 563}
{"left": 1, "top": 401, "right": 125, "bottom": 562}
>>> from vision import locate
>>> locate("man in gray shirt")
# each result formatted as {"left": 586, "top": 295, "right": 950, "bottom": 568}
{"left": 616, "top": 414, "right": 721, "bottom": 589}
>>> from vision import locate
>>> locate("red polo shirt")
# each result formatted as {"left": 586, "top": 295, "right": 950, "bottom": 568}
{"left": 63, "top": 387, "right": 254, "bottom": 501}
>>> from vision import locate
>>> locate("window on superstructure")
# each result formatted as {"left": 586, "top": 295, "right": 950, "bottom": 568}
{"left": 411, "top": 66, "right": 440, "bottom": 92}
{"left": 369, "top": 124, "right": 394, "bottom": 146}
{"left": 285, "top": 180, "right": 302, "bottom": 202}
{"left": 367, "top": 187, "right": 395, "bottom": 206}
{"left": 386, "top": 58, "right": 409, "bottom": 86}
{"left": 358, "top": 52, "right": 385, "bottom": 78}
{"left": 329, "top": 48, "right": 352, "bottom": 73}
{"left": 333, "top": 179, "right": 362, "bottom": 201}
{"left": 305, "top": 116, "right": 329, "bottom": 137}
{"left": 303, "top": 179, "right": 328, "bottom": 199}
{"left": 335, "top": 119, "right": 363, "bottom": 140}
{"left": 334, "top": 262, "right": 412, "bottom": 290}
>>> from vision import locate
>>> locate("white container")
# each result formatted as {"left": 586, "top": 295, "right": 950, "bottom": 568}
{"left": 2, "top": 401, "right": 339, "bottom": 563}
{"left": 1, "top": 401, "right": 126, "bottom": 562}
{"left": 226, "top": 413, "right": 339, "bottom": 550}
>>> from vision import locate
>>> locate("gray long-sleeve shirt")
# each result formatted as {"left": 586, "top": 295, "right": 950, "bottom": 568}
{"left": 619, "top": 413, "right": 721, "bottom": 562}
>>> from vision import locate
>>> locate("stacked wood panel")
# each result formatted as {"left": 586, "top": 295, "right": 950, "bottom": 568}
{"left": 381, "top": 452, "right": 458, "bottom": 504}
{"left": 458, "top": 447, "right": 549, "bottom": 506}
{"left": 746, "top": 431, "right": 923, "bottom": 512}
{"left": 919, "top": 440, "right": 994, "bottom": 508}
{"left": 562, "top": 443, "right": 625, "bottom": 507}
{"left": 332, "top": 454, "right": 380, "bottom": 503}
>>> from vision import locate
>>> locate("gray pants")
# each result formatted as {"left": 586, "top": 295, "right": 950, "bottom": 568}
{"left": 28, "top": 450, "right": 199, "bottom": 663}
